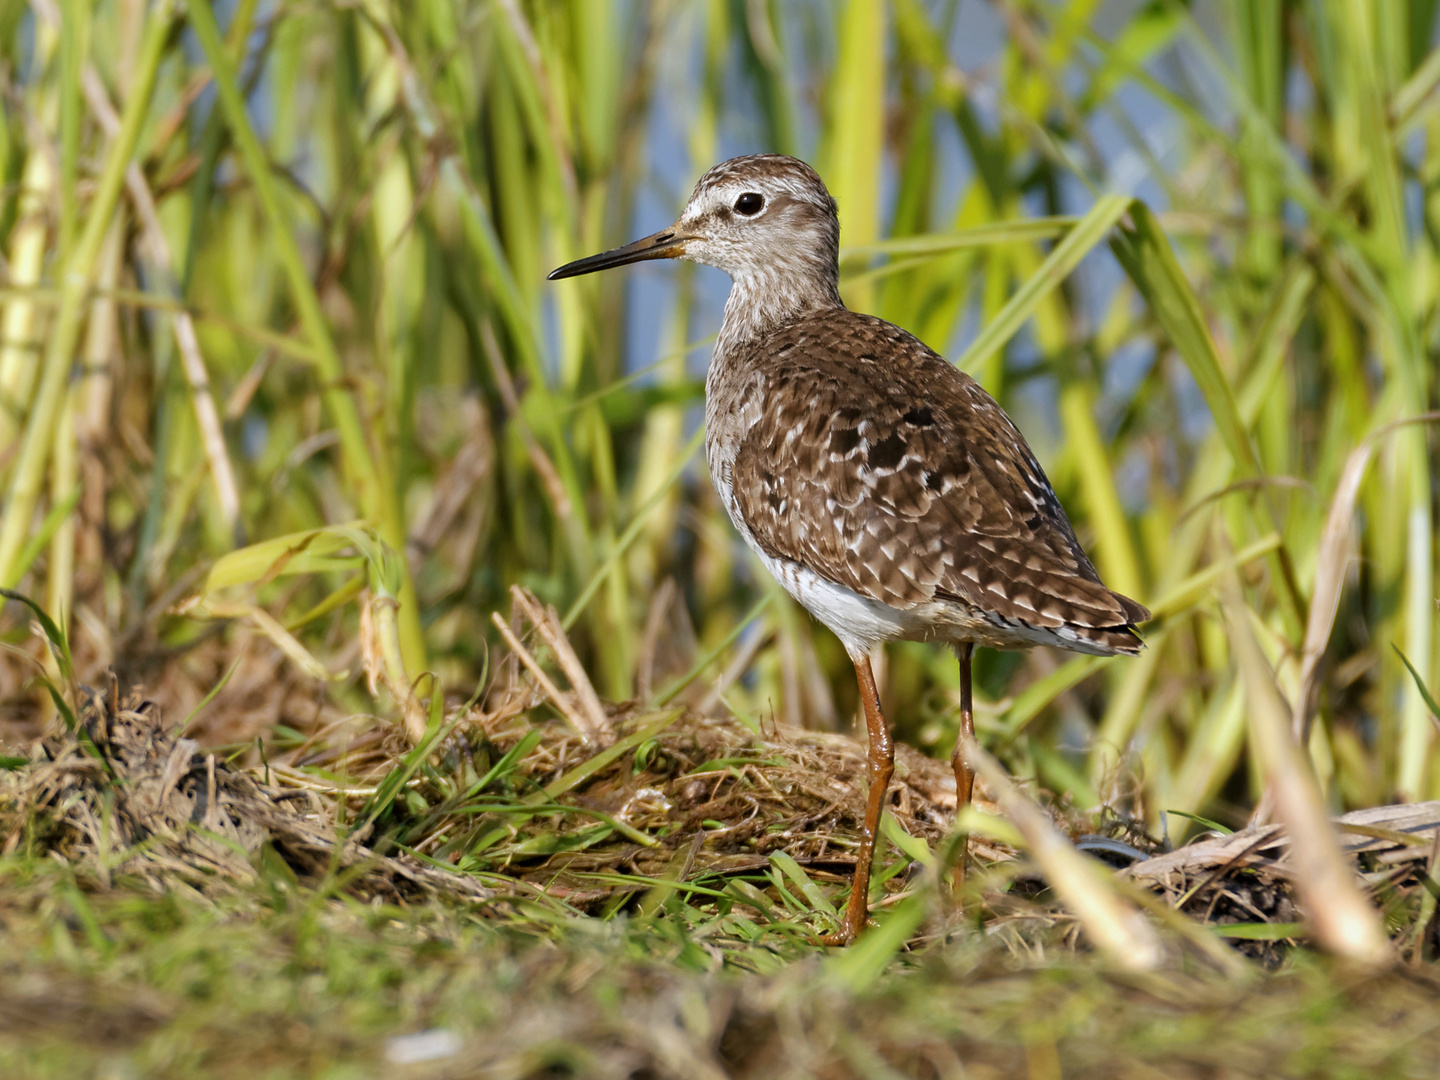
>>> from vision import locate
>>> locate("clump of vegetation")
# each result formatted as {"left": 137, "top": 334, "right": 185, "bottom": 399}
{"left": 4, "top": 645, "right": 1440, "bottom": 1076}
{"left": 3, "top": 0, "right": 1440, "bottom": 1074}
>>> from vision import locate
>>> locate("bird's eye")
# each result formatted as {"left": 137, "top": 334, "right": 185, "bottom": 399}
{"left": 733, "top": 192, "right": 765, "bottom": 216}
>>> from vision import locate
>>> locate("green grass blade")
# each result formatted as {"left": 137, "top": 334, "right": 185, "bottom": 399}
{"left": 537, "top": 709, "right": 683, "bottom": 802}
{"left": 0, "top": 0, "right": 176, "bottom": 602}
{"left": 1394, "top": 646, "right": 1440, "bottom": 724}
{"left": 824, "top": 0, "right": 887, "bottom": 313}
{"left": 954, "top": 195, "right": 1131, "bottom": 374}
{"left": 185, "top": 0, "right": 425, "bottom": 671}
{"left": 826, "top": 891, "right": 928, "bottom": 987}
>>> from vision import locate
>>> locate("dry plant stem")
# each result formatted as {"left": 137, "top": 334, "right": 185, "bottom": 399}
{"left": 696, "top": 618, "right": 773, "bottom": 715}
{"left": 1220, "top": 570, "right": 1392, "bottom": 966}
{"left": 822, "top": 654, "right": 894, "bottom": 946}
{"left": 950, "top": 642, "right": 976, "bottom": 902}
{"left": 508, "top": 585, "right": 611, "bottom": 743}
{"left": 362, "top": 594, "right": 425, "bottom": 744}
{"left": 75, "top": 219, "right": 122, "bottom": 590}
{"left": 0, "top": 146, "right": 54, "bottom": 458}
{"left": 636, "top": 577, "right": 676, "bottom": 700}
{"left": 490, "top": 610, "right": 600, "bottom": 744}
{"left": 0, "top": 0, "right": 176, "bottom": 600}
{"left": 48, "top": 216, "right": 122, "bottom": 631}
{"left": 1294, "top": 438, "right": 1374, "bottom": 746}
{"left": 46, "top": 385, "right": 77, "bottom": 633}
{"left": 77, "top": 66, "right": 242, "bottom": 541}
{"left": 1294, "top": 413, "right": 1440, "bottom": 746}
{"left": 405, "top": 397, "right": 491, "bottom": 562}
{"left": 959, "top": 728, "right": 1165, "bottom": 971}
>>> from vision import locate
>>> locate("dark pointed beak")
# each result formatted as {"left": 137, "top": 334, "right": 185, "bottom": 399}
{"left": 547, "top": 226, "right": 696, "bottom": 280}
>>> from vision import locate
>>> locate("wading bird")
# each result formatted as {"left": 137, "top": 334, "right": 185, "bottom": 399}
{"left": 549, "top": 155, "right": 1148, "bottom": 944}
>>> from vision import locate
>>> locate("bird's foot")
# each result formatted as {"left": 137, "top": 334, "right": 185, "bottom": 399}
{"left": 817, "top": 920, "right": 864, "bottom": 947}
{"left": 817, "top": 900, "right": 871, "bottom": 945}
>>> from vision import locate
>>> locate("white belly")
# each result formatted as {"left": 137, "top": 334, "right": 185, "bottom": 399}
{"left": 752, "top": 545, "right": 917, "bottom": 658}
{"left": 708, "top": 441, "right": 915, "bottom": 658}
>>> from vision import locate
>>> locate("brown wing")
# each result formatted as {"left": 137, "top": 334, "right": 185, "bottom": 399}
{"left": 728, "top": 310, "right": 1148, "bottom": 642}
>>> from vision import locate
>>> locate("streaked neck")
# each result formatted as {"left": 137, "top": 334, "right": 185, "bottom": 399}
{"left": 716, "top": 266, "right": 842, "bottom": 358}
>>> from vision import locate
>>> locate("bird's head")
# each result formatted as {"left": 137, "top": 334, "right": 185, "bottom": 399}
{"left": 547, "top": 154, "right": 841, "bottom": 297}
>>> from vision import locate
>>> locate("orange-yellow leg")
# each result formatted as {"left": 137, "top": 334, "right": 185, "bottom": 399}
{"left": 822, "top": 654, "right": 894, "bottom": 945}
{"left": 950, "top": 642, "right": 976, "bottom": 903}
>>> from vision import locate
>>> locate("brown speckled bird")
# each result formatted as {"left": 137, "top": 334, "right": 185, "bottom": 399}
{"left": 549, "top": 154, "right": 1149, "bottom": 944}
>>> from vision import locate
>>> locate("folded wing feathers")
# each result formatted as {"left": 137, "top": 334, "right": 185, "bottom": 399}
{"left": 726, "top": 309, "right": 1150, "bottom": 652}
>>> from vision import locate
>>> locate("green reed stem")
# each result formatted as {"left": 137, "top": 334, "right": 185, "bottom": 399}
{"left": 186, "top": 0, "right": 425, "bottom": 671}
{"left": 0, "top": 0, "right": 175, "bottom": 604}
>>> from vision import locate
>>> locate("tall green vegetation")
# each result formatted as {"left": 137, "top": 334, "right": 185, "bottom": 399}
{"left": 0, "top": 0, "right": 1437, "bottom": 828}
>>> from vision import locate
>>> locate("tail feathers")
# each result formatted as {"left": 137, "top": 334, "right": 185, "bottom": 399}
{"left": 935, "top": 576, "right": 1152, "bottom": 657}
{"left": 1112, "top": 590, "right": 1151, "bottom": 626}
{"left": 1052, "top": 588, "right": 1149, "bottom": 656}
{"left": 1061, "top": 621, "right": 1146, "bottom": 656}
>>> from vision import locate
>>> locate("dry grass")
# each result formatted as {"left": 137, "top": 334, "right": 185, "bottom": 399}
{"left": 2, "top": 674, "right": 982, "bottom": 930}
{"left": 7, "top": 667, "right": 1438, "bottom": 964}
{"left": 3, "top": 676, "right": 1440, "bottom": 1077}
